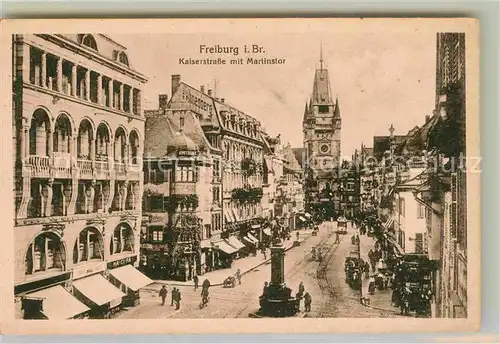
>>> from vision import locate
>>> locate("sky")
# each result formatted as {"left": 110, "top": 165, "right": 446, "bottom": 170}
{"left": 115, "top": 26, "right": 436, "bottom": 158}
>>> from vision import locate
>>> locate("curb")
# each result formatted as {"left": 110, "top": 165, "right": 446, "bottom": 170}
{"left": 152, "top": 233, "right": 315, "bottom": 288}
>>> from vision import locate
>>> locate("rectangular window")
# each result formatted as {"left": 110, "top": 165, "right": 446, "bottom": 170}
{"left": 417, "top": 203, "right": 425, "bottom": 219}
{"left": 152, "top": 230, "right": 163, "bottom": 242}
{"left": 150, "top": 196, "right": 164, "bottom": 212}
{"left": 318, "top": 105, "right": 329, "bottom": 113}
{"left": 415, "top": 233, "right": 423, "bottom": 254}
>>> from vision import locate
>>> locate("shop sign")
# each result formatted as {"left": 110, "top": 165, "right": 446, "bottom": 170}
{"left": 181, "top": 86, "right": 214, "bottom": 116}
{"left": 107, "top": 256, "right": 138, "bottom": 270}
{"left": 177, "top": 150, "right": 197, "bottom": 157}
{"left": 149, "top": 214, "right": 167, "bottom": 224}
{"left": 72, "top": 261, "right": 106, "bottom": 280}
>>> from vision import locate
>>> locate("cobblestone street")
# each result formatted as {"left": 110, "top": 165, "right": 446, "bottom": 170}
{"left": 114, "top": 222, "right": 402, "bottom": 319}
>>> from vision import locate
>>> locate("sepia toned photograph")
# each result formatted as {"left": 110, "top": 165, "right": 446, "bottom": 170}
{"left": 2, "top": 18, "right": 480, "bottom": 334}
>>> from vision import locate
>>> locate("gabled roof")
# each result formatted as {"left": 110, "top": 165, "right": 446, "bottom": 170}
{"left": 144, "top": 116, "right": 176, "bottom": 158}
{"left": 292, "top": 148, "right": 306, "bottom": 168}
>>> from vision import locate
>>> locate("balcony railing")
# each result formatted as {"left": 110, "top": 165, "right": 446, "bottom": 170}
{"left": 27, "top": 155, "right": 50, "bottom": 178}
{"left": 78, "top": 159, "right": 93, "bottom": 178}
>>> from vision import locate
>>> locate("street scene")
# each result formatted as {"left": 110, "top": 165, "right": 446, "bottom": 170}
{"left": 12, "top": 24, "right": 469, "bottom": 321}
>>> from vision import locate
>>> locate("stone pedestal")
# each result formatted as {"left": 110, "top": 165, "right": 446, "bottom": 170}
{"left": 257, "top": 240, "right": 299, "bottom": 317}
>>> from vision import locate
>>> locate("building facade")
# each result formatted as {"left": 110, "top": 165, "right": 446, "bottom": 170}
{"left": 13, "top": 34, "right": 149, "bottom": 319}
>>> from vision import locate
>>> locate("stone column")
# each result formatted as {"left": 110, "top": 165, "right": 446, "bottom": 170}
{"left": 106, "top": 179, "right": 115, "bottom": 212}
{"left": 56, "top": 57, "right": 62, "bottom": 92}
{"left": 97, "top": 74, "right": 102, "bottom": 104}
{"left": 90, "top": 137, "right": 96, "bottom": 169}
{"left": 47, "top": 129, "right": 53, "bottom": 156}
{"left": 67, "top": 178, "right": 79, "bottom": 215}
{"left": 44, "top": 179, "right": 54, "bottom": 217}
{"left": 119, "top": 83, "right": 124, "bottom": 111}
{"left": 108, "top": 79, "right": 114, "bottom": 108}
{"left": 85, "top": 69, "right": 90, "bottom": 101}
{"left": 20, "top": 124, "right": 29, "bottom": 161}
{"left": 41, "top": 52, "right": 47, "bottom": 88}
{"left": 71, "top": 64, "right": 77, "bottom": 96}
{"left": 128, "top": 87, "right": 134, "bottom": 114}
{"left": 270, "top": 243, "right": 285, "bottom": 286}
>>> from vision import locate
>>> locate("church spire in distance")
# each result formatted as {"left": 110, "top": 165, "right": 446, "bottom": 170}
{"left": 320, "top": 41, "right": 323, "bottom": 70}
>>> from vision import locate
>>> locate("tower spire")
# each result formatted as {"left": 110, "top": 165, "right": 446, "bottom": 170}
{"left": 320, "top": 42, "right": 323, "bottom": 70}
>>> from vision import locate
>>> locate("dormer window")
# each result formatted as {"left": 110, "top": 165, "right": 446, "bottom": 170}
{"left": 80, "top": 34, "right": 98, "bottom": 51}
{"left": 117, "top": 52, "right": 130, "bottom": 67}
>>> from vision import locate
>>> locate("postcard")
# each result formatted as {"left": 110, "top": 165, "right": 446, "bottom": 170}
{"left": 0, "top": 18, "right": 480, "bottom": 334}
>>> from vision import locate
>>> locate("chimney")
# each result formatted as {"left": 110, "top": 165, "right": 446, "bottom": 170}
{"left": 171, "top": 75, "right": 181, "bottom": 97}
{"left": 159, "top": 94, "right": 168, "bottom": 110}
{"left": 425, "top": 115, "right": 430, "bottom": 122}
{"left": 208, "top": 89, "right": 212, "bottom": 97}
{"left": 221, "top": 98, "right": 225, "bottom": 103}
{"left": 201, "top": 85, "right": 205, "bottom": 94}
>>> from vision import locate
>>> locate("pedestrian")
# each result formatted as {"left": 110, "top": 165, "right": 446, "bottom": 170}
{"left": 175, "top": 289, "right": 182, "bottom": 310}
{"left": 171, "top": 287, "right": 176, "bottom": 306}
{"left": 193, "top": 275, "right": 199, "bottom": 290}
{"left": 262, "top": 247, "right": 267, "bottom": 260}
{"left": 334, "top": 231, "right": 340, "bottom": 244}
{"left": 159, "top": 285, "right": 168, "bottom": 305}
{"left": 296, "top": 231, "right": 300, "bottom": 241}
{"left": 262, "top": 281, "right": 269, "bottom": 296}
{"left": 304, "top": 292, "right": 312, "bottom": 312}
{"left": 235, "top": 269, "right": 241, "bottom": 285}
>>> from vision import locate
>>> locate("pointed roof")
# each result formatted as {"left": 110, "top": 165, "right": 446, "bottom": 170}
{"left": 311, "top": 68, "right": 334, "bottom": 105}
{"left": 334, "top": 96, "right": 341, "bottom": 118}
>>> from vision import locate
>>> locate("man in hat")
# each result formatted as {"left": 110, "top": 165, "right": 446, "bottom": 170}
{"left": 159, "top": 285, "right": 168, "bottom": 306}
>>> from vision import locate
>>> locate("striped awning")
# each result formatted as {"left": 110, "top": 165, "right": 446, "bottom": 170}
{"left": 223, "top": 211, "right": 232, "bottom": 224}
{"left": 247, "top": 233, "right": 259, "bottom": 244}
{"left": 384, "top": 218, "right": 394, "bottom": 229}
{"left": 231, "top": 208, "right": 241, "bottom": 223}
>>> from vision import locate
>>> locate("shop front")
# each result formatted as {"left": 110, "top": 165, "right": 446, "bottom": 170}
{"left": 212, "top": 240, "right": 238, "bottom": 268}
{"left": 21, "top": 283, "right": 90, "bottom": 320}
{"left": 106, "top": 256, "right": 153, "bottom": 307}
{"left": 72, "top": 262, "right": 125, "bottom": 319}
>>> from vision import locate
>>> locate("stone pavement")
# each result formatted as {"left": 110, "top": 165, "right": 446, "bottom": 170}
{"left": 358, "top": 232, "right": 401, "bottom": 315}
{"left": 154, "top": 229, "right": 315, "bottom": 287}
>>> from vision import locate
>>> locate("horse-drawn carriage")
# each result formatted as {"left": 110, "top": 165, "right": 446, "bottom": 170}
{"left": 223, "top": 276, "right": 236, "bottom": 288}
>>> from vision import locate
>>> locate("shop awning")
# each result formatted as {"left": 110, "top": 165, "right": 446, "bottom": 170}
{"left": 251, "top": 224, "right": 261, "bottom": 229}
{"left": 214, "top": 241, "right": 238, "bottom": 255}
{"left": 299, "top": 216, "right": 306, "bottom": 221}
{"left": 226, "top": 236, "right": 246, "bottom": 250}
{"left": 108, "top": 264, "right": 154, "bottom": 291}
{"left": 232, "top": 208, "right": 241, "bottom": 223}
{"left": 201, "top": 240, "right": 212, "bottom": 249}
{"left": 27, "top": 285, "right": 89, "bottom": 320}
{"left": 247, "top": 233, "right": 260, "bottom": 244}
{"left": 263, "top": 227, "right": 272, "bottom": 236}
{"left": 384, "top": 218, "right": 394, "bottom": 229}
{"left": 223, "top": 211, "right": 232, "bottom": 224}
{"left": 73, "top": 274, "right": 126, "bottom": 306}
{"left": 304, "top": 213, "right": 312, "bottom": 218}
{"left": 242, "top": 236, "right": 256, "bottom": 246}
{"left": 386, "top": 236, "right": 404, "bottom": 256}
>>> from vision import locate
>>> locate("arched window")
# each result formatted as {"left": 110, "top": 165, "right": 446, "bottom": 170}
{"left": 109, "top": 223, "right": 134, "bottom": 255}
{"left": 114, "top": 127, "right": 127, "bottom": 163}
{"left": 73, "top": 227, "right": 104, "bottom": 264}
{"left": 129, "top": 130, "right": 140, "bottom": 165}
{"left": 118, "top": 52, "right": 129, "bottom": 66}
{"left": 25, "top": 232, "right": 65, "bottom": 275}
{"left": 29, "top": 108, "right": 51, "bottom": 156}
{"left": 81, "top": 35, "right": 98, "bottom": 51}
{"left": 77, "top": 119, "right": 93, "bottom": 159}
{"left": 53, "top": 113, "right": 72, "bottom": 153}
{"left": 95, "top": 123, "right": 110, "bottom": 160}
